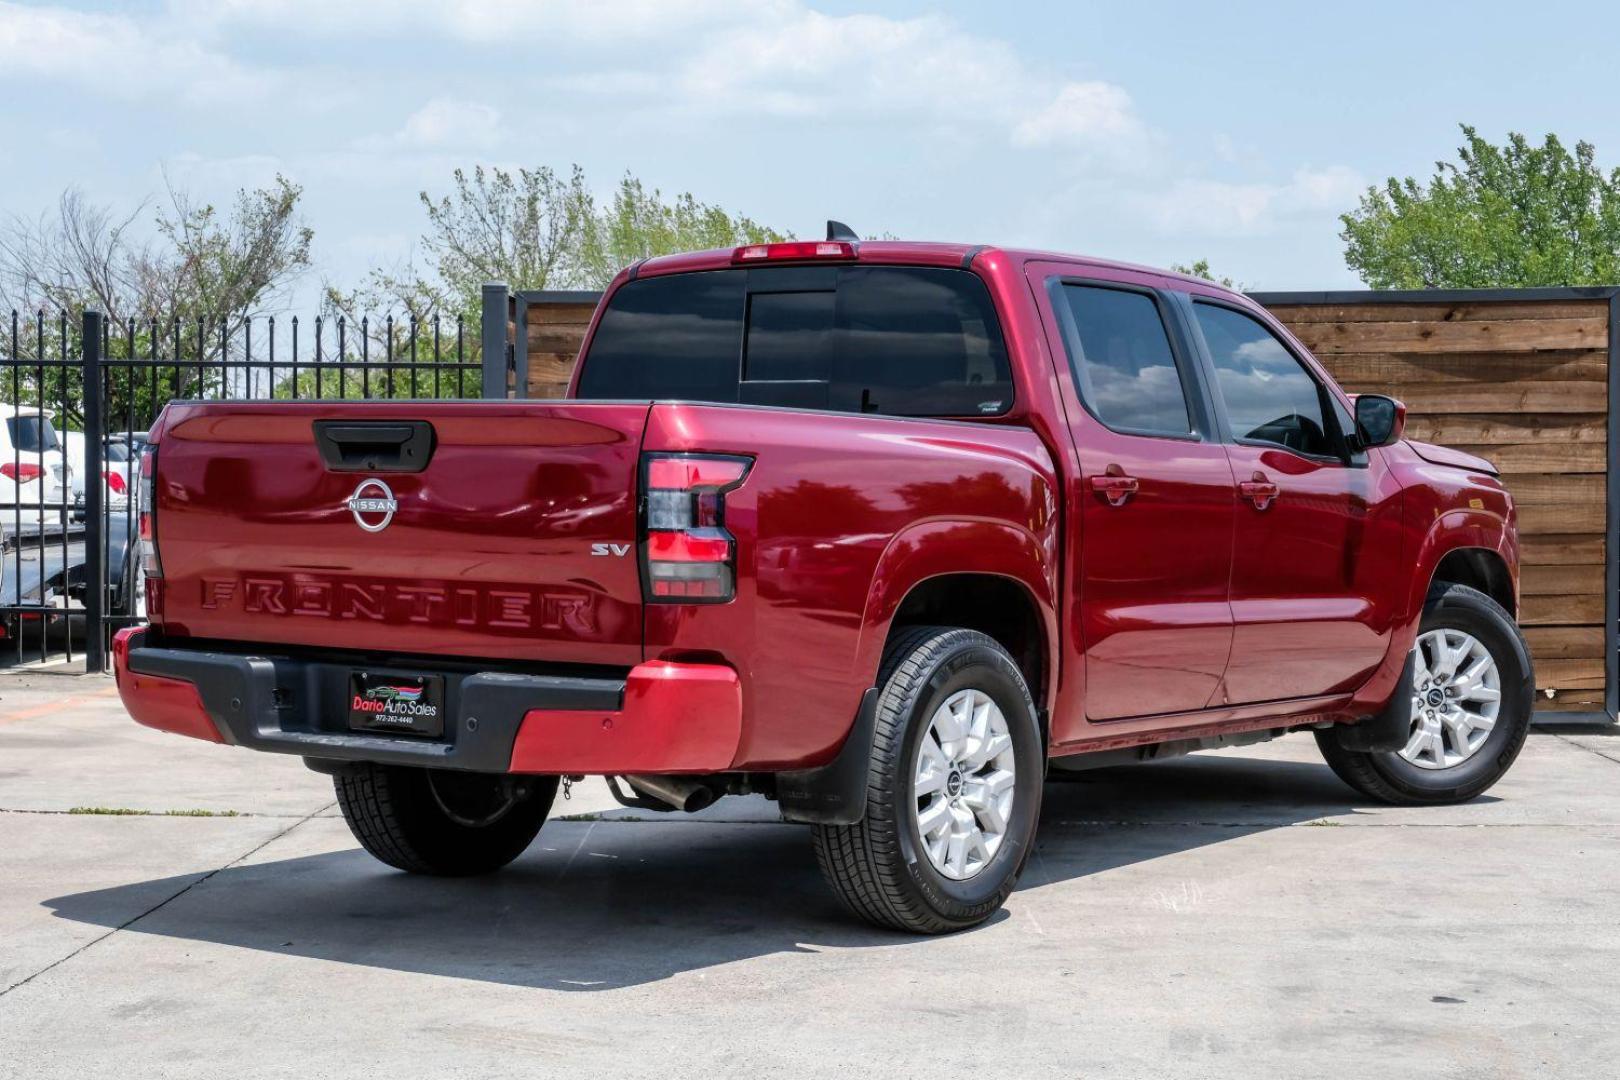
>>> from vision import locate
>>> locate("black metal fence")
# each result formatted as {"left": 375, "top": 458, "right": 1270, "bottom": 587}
{"left": 1, "top": 307, "right": 486, "bottom": 671}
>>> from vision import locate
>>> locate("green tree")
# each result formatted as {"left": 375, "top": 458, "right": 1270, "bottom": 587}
{"left": 1340, "top": 125, "right": 1620, "bottom": 288}
{"left": 582, "top": 174, "right": 787, "bottom": 286}
{"left": 1171, "top": 258, "right": 1238, "bottom": 289}
{"left": 346, "top": 164, "right": 790, "bottom": 319}
{"left": 0, "top": 178, "right": 312, "bottom": 421}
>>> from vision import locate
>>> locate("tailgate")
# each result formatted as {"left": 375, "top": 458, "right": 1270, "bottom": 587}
{"left": 151, "top": 400, "right": 649, "bottom": 666}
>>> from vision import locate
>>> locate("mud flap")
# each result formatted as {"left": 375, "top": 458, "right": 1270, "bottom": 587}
{"left": 776, "top": 688, "right": 879, "bottom": 826}
{"left": 1334, "top": 652, "right": 1415, "bottom": 752}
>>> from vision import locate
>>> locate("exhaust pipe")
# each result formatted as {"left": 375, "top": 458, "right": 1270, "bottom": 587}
{"left": 623, "top": 774, "right": 719, "bottom": 813}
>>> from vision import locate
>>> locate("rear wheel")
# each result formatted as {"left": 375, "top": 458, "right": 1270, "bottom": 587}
{"left": 1316, "top": 583, "right": 1534, "bottom": 805}
{"left": 333, "top": 764, "right": 556, "bottom": 876}
{"left": 114, "top": 540, "right": 146, "bottom": 620}
{"left": 812, "top": 627, "right": 1043, "bottom": 934}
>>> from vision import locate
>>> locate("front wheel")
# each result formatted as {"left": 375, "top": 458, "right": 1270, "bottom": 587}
{"left": 333, "top": 764, "right": 557, "bottom": 876}
{"left": 812, "top": 627, "right": 1044, "bottom": 934}
{"left": 1317, "top": 582, "right": 1535, "bottom": 805}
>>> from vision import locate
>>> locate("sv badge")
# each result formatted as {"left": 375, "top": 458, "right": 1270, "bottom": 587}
{"left": 591, "top": 543, "right": 632, "bottom": 557}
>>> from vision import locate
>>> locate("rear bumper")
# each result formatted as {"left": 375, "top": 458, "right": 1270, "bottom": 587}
{"left": 112, "top": 628, "right": 743, "bottom": 774}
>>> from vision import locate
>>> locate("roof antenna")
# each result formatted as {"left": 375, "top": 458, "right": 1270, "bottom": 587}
{"left": 826, "top": 220, "right": 859, "bottom": 242}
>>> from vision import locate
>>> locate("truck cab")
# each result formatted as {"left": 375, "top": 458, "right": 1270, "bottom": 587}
{"left": 114, "top": 238, "right": 1532, "bottom": 933}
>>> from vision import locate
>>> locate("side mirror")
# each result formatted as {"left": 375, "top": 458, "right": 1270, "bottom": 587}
{"left": 1353, "top": 394, "right": 1405, "bottom": 449}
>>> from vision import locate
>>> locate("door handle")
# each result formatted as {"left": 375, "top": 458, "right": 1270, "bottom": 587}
{"left": 1238, "top": 472, "right": 1279, "bottom": 511}
{"left": 1089, "top": 468, "right": 1139, "bottom": 507}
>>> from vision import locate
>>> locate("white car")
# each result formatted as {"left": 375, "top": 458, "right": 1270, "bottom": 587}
{"left": 0, "top": 406, "right": 72, "bottom": 540}
{"left": 62, "top": 430, "right": 133, "bottom": 513}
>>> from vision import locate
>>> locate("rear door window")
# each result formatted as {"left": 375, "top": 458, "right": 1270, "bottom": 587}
{"left": 577, "top": 266, "right": 1012, "bottom": 417}
{"left": 1054, "top": 284, "right": 1195, "bottom": 437}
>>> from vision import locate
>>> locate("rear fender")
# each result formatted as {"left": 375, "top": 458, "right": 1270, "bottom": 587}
{"left": 854, "top": 519, "right": 1059, "bottom": 714}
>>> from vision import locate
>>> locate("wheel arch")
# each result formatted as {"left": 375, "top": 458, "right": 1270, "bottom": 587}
{"left": 1430, "top": 546, "right": 1516, "bottom": 618}
{"left": 855, "top": 520, "right": 1059, "bottom": 718}
{"left": 1346, "top": 509, "right": 1518, "bottom": 719}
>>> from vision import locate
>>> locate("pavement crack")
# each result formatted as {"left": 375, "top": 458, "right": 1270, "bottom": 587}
{"left": 0, "top": 800, "right": 335, "bottom": 1001}
{"left": 1553, "top": 732, "right": 1620, "bottom": 768}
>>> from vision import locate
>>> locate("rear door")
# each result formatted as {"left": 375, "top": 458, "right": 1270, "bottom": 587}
{"left": 152, "top": 400, "right": 650, "bottom": 666}
{"left": 1180, "top": 295, "right": 1405, "bottom": 704}
{"left": 1034, "top": 269, "right": 1237, "bottom": 720}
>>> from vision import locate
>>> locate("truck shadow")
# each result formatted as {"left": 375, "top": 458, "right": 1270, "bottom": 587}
{"left": 42, "top": 749, "right": 1487, "bottom": 991}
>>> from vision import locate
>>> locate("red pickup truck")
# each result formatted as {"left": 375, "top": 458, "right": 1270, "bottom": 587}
{"left": 114, "top": 237, "right": 1533, "bottom": 933}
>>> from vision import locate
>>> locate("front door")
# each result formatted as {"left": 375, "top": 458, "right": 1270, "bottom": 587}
{"left": 1182, "top": 297, "right": 1405, "bottom": 704}
{"left": 1040, "top": 275, "right": 1237, "bottom": 721}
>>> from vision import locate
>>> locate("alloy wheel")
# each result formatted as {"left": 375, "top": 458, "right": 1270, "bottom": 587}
{"left": 912, "top": 688, "right": 1017, "bottom": 880}
{"left": 1400, "top": 628, "right": 1501, "bottom": 770}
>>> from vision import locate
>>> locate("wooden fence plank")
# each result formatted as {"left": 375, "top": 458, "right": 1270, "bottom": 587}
{"left": 1533, "top": 658, "right": 1607, "bottom": 690}
{"left": 1520, "top": 534, "right": 1607, "bottom": 566}
{"left": 528, "top": 379, "right": 569, "bottom": 400}
{"left": 526, "top": 324, "right": 592, "bottom": 354}
{"left": 1521, "top": 593, "right": 1606, "bottom": 625}
{"left": 1444, "top": 442, "right": 1607, "bottom": 475}
{"left": 1401, "top": 413, "right": 1607, "bottom": 446}
{"left": 1321, "top": 350, "right": 1606, "bottom": 386}
{"left": 1519, "top": 564, "right": 1604, "bottom": 596}
{"left": 527, "top": 303, "right": 597, "bottom": 324}
{"left": 1270, "top": 301, "right": 1609, "bottom": 324}
{"left": 1523, "top": 626, "right": 1607, "bottom": 659}
{"left": 1517, "top": 504, "right": 1605, "bottom": 535}
{"left": 1337, "top": 382, "right": 1605, "bottom": 415}
{"left": 1540, "top": 687, "right": 1606, "bottom": 711}
{"left": 1291, "top": 316, "right": 1607, "bottom": 354}
{"left": 1498, "top": 473, "right": 1605, "bottom": 506}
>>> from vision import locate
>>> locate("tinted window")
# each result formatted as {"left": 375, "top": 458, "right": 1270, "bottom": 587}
{"left": 576, "top": 269, "right": 744, "bottom": 403}
{"left": 105, "top": 441, "right": 131, "bottom": 462}
{"left": 744, "top": 291, "right": 834, "bottom": 383}
{"left": 1194, "top": 303, "right": 1334, "bottom": 456}
{"left": 1058, "top": 285, "right": 1191, "bottom": 436}
{"left": 577, "top": 266, "right": 1012, "bottom": 417}
{"left": 834, "top": 267, "right": 1010, "bottom": 416}
{"left": 6, "top": 415, "right": 59, "bottom": 453}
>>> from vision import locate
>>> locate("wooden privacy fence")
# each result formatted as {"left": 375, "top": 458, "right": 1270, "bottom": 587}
{"left": 490, "top": 284, "right": 1620, "bottom": 722}
{"left": 1256, "top": 288, "right": 1618, "bottom": 721}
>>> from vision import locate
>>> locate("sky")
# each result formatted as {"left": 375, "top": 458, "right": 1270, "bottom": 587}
{"left": 1, "top": 0, "right": 1617, "bottom": 312}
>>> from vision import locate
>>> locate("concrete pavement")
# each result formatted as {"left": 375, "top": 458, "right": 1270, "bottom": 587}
{"left": 2, "top": 671, "right": 1618, "bottom": 1078}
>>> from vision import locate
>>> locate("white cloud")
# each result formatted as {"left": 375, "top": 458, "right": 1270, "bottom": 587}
{"left": 180, "top": 0, "right": 1151, "bottom": 160}
{"left": 1012, "top": 82, "right": 1144, "bottom": 147}
{"left": 170, "top": 0, "right": 768, "bottom": 44}
{"left": 1140, "top": 166, "right": 1366, "bottom": 238}
{"left": 0, "top": 1, "right": 270, "bottom": 105}
{"left": 361, "top": 98, "right": 504, "bottom": 151}
{"left": 670, "top": 7, "right": 1153, "bottom": 169}
{"left": 1, "top": 0, "right": 1368, "bottom": 296}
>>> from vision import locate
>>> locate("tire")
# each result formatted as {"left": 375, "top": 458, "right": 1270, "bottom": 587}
{"left": 1316, "top": 582, "right": 1534, "bottom": 805}
{"left": 812, "top": 626, "right": 1044, "bottom": 934}
{"left": 115, "top": 541, "right": 146, "bottom": 620}
{"left": 333, "top": 763, "right": 557, "bottom": 876}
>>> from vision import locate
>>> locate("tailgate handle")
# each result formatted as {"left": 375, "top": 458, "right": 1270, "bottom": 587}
{"left": 313, "top": 420, "right": 436, "bottom": 473}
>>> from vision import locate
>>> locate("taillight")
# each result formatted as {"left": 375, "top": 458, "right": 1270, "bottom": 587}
{"left": 732, "top": 240, "right": 856, "bottom": 263}
{"left": 105, "top": 470, "right": 127, "bottom": 495}
{"left": 1, "top": 462, "right": 43, "bottom": 484}
{"left": 641, "top": 453, "right": 751, "bottom": 602}
{"left": 138, "top": 447, "right": 161, "bottom": 580}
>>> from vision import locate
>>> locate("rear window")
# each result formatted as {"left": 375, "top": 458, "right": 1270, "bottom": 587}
{"left": 576, "top": 266, "right": 1013, "bottom": 417}
{"left": 6, "top": 415, "right": 59, "bottom": 453}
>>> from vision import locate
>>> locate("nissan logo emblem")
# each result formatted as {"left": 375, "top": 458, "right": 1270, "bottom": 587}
{"left": 346, "top": 478, "right": 398, "bottom": 533}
